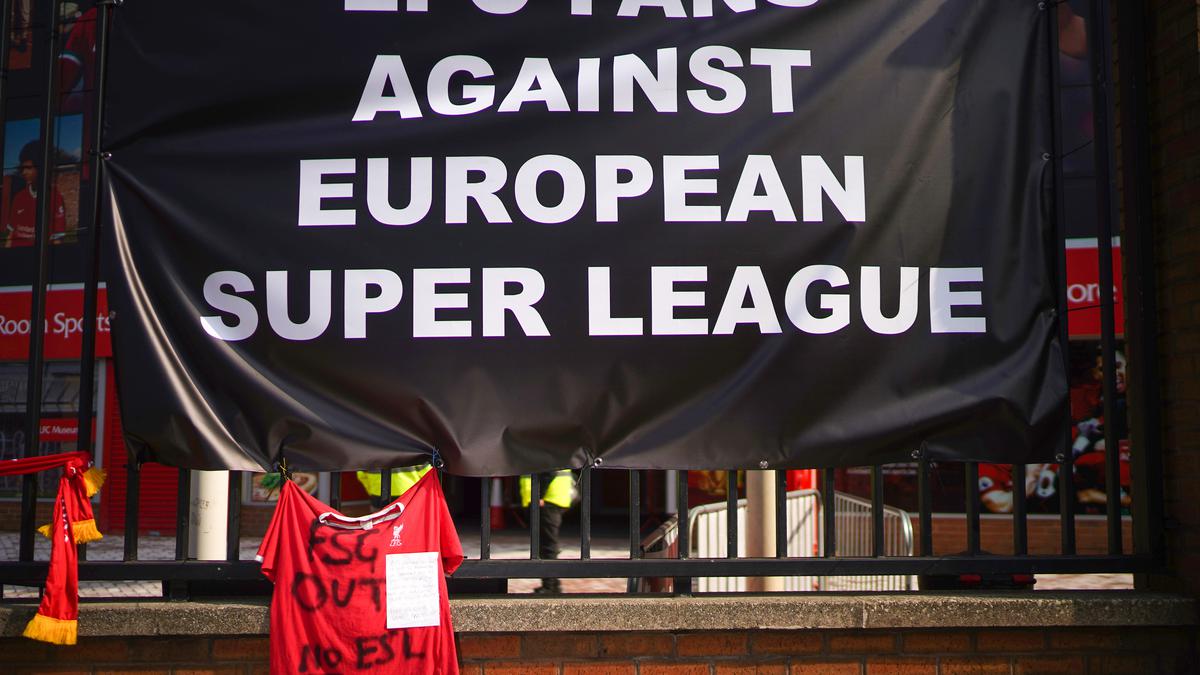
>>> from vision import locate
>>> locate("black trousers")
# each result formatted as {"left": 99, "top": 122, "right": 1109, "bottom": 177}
{"left": 539, "top": 503, "right": 566, "bottom": 590}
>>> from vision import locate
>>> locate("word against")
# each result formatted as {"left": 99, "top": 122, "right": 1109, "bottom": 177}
{"left": 199, "top": 265, "right": 986, "bottom": 341}
{"left": 351, "top": 46, "right": 813, "bottom": 120}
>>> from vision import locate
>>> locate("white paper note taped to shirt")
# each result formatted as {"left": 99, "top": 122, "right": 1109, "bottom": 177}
{"left": 385, "top": 552, "right": 440, "bottom": 629}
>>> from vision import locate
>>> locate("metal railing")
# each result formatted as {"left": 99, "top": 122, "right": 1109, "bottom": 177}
{"left": 0, "top": 0, "right": 1168, "bottom": 598}
{"left": 634, "top": 490, "right": 915, "bottom": 593}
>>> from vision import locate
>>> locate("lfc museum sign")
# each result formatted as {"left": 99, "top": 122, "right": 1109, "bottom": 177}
{"left": 103, "top": 0, "right": 1066, "bottom": 474}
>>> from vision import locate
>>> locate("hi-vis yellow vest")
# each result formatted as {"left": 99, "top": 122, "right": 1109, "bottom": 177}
{"left": 356, "top": 464, "right": 432, "bottom": 498}
{"left": 519, "top": 470, "right": 575, "bottom": 509}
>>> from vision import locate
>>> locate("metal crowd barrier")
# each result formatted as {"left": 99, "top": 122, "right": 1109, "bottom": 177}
{"left": 634, "top": 489, "right": 915, "bottom": 593}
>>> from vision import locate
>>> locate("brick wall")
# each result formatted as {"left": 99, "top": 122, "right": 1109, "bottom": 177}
{"left": 1148, "top": 0, "right": 1200, "bottom": 595}
{"left": 0, "top": 502, "right": 55, "bottom": 532}
{"left": 455, "top": 628, "right": 1198, "bottom": 674}
{"left": 912, "top": 515, "right": 1133, "bottom": 556}
{"left": 1, "top": 627, "right": 1195, "bottom": 674}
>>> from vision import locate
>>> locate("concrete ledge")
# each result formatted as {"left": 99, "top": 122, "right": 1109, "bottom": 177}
{"left": 0, "top": 592, "right": 1195, "bottom": 637}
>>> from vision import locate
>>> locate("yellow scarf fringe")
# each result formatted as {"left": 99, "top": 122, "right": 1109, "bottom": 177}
{"left": 37, "top": 519, "right": 103, "bottom": 544}
{"left": 83, "top": 467, "right": 106, "bottom": 497}
{"left": 23, "top": 613, "right": 77, "bottom": 645}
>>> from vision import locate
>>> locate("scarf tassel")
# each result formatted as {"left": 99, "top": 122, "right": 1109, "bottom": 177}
{"left": 37, "top": 519, "right": 103, "bottom": 545}
{"left": 22, "top": 613, "right": 77, "bottom": 646}
{"left": 83, "top": 467, "right": 106, "bottom": 497}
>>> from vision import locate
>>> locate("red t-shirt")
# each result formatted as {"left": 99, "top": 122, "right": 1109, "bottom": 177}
{"left": 7, "top": 186, "right": 67, "bottom": 247}
{"left": 257, "top": 471, "right": 463, "bottom": 674}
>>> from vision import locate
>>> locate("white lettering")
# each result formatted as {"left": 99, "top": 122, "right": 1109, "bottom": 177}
{"left": 514, "top": 155, "right": 586, "bottom": 223}
{"left": 482, "top": 268, "right": 550, "bottom": 337}
{"left": 353, "top": 55, "right": 423, "bottom": 121}
{"left": 801, "top": 155, "right": 866, "bottom": 222}
{"left": 784, "top": 265, "right": 850, "bottom": 334}
{"left": 651, "top": 266, "right": 708, "bottom": 335}
{"left": 860, "top": 266, "right": 919, "bottom": 335}
{"left": 413, "top": 268, "right": 472, "bottom": 338}
{"left": 366, "top": 157, "right": 433, "bottom": 226}
{"left": 596, "top": 155, "right": 654, "bottom": 222}
{"left": 713, "top": 266, "right": 781, "bottom": 334}
{"left": 266, "top": 270, "right": 332, "bottom": 341}
{"left": 588, "top": 267, "right": 643, "bottom": 335}
{"left": 201, "top": 271, "right": 259, "bottom": 341}
{"left": 298, "top": 159, "right": 356, "bottom": 227}
{"left": 930, "top": 267, "right": 986, "bottom": 333}
{"left": 427, "top": 55, "right": 495, "bottom": 116}
{"left": 345, "top": 269, "right": 404, "bottom": 339}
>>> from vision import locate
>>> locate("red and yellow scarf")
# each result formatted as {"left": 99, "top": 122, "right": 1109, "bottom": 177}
{"left": 0, "top": 451, "right": 105, "bottom": 645}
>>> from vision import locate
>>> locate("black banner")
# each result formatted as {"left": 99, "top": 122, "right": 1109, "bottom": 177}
{"left": 103, "top": 0, "right": 1067, "bottom": 474}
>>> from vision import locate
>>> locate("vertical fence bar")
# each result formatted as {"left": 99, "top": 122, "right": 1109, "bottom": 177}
{"left": 77, "top": 1, "right": 114, "bottom": 461}
{"left": 580, "top": 466, "right": 592, "bottom": 560}
{"left": 1013, "top": 463, "right": 1028, "bottom": 555}
{"left": 168, "top": 469, "right": 191, "bottom": 600}
{"left": 0, "top": 0, "right": 14, "bottom": 179}
{"left": 965, "top": 462, "right": 980, "bottom": 555}
{"left": 629, "top": 470, "right": 641, "bottom": 559}
{"left": 918, "top": 458, "right": 932, "bottom": 557}
{"left": 726, "top": 470, "right": 737, "bottom": 558}
{"left": 1047, "top": 0, "right": 1076, "bottom": 558}
{"left": 329, "top": 471, "right": 342, "bottom": 511}
{"left": 70, "top": 1, "right": 114, "bottom": 568}
{"left": 480, "top": 477, "right": 491, "bottom": 560}
{"left": 226, "top": 471, "right": 242, "bottom": 562}
{"left": 674, "top": 470, "right": 691, "bottom": 594}
{"left": 379, "top": 467, "right": 392, "bottom": 505}
{"left": 822, "top": 467, "right": 836, "bottom": 557}
{"left": 774, "top": 469, "right": 787, "bottom": 557}
{"left": 175, "top": 468, "right": 191, "bottom": 560}
{"left": 0, "top": 0, "right": 15, "bottom": 561}
{"left": 871, "top": 466, "right": 884, "bottom": 557}
{"left": 123, "top": 457, "right": 141, "bottom": 560}
{"left": 20, "top": 4, "right": 66, "bottom": 563}
{"left": 529, "top": 472, "right": 541, "bottom": 559}
{"left": 1058, "top": 453, "right": 1077, "bottom": 554}
{"left": 1084, "top": 0, "right": 1123, "bottom": 556}
{"left": 1115, "top": 0, "right": 1164, "bottom": 572}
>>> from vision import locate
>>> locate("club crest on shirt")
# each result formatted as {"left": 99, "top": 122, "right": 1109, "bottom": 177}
{"left": 390, "top": 524, "right": 404, "bottom": 548}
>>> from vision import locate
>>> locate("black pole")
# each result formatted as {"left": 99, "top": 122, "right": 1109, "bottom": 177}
{"left": 965, "top": 462, "right": 980, "bottom": 556}
{"left": 77, "top": 2, "right": 116, "bottom": 460}
{"left": 673, "top": 470, "right": 691, "bottom": 595}
{"left": 529, "top": 472, "right": 540, "bottom": 559}
{"left": 1013, "top": 463, "right": 1028, "bottom": 555}
{"left": 1047, "top": 0, "right": 1076, "bottom": 556}
{"left": 822, "top": 467, "right": 836, "bottom": 557}
{"left": 122, "top": 456, "right": 140, "bottom": 561}
{"left": 580, "top": 465, "right": 592, "bottom": 560}
{"left": 479, "top": 477, "right": 491, "bottom": 560}
{"left": 917, "top": 459, "right": 932, "bottom": 557}
{"left": 19, "top": 5, "right": 65, "bottom": 563}
{"left": 0, "top": 0, "right": 15, "bottom": 229}
{"left": 226, "top": 471, "right": 242, "bottom": 562}
{"left": 1084, "top": 0, "right": 1124, "bottom": 556}
{"left": 1114, "top": 0, "right": 1165, "bottom": 574}
{"left": 628, "top": 470, "right": 641, "bottom": 559}
{"left": 871, "top": 465, "right": 884, "bottom": 558}
{"left": 725, "top": 469, "right": 737, "bottom": 558}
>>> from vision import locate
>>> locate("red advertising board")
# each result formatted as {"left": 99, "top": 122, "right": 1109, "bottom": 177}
{"left": 39, "top": 417, "right": 94, "bottom": 443}
{"left": 0, "top": 284, "right": 112, "bottom": 361}
{"left": 1065, "top": 240, "right": 1124, "bottom": 338}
